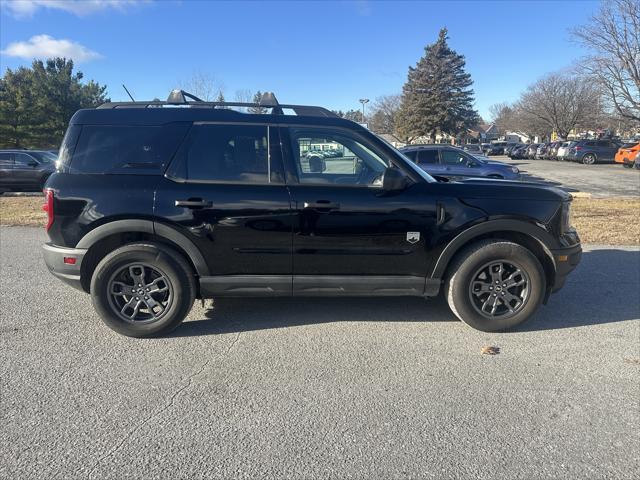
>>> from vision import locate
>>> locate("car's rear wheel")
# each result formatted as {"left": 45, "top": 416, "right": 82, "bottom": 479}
{"left": 623, "top": 163, "right": 633, "bottom": 168}
{"left": 582, "top": 154, "right": 597, "bottom": 165}
{"left": 445, "top": 240, "right": 545, "bottom": 332}
{"left": 90, "top": 243, "right": 196, "bottom": 337}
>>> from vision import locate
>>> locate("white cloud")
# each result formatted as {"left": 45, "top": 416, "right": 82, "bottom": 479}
{"left": 2, "top": 0, "right": 150, "bottom": 18}
{"left": 1, "top": 35, "right": 102, "bottom": 62}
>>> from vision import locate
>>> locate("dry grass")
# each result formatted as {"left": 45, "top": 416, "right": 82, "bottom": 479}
{"left": 0, "top": 196, "right": 46, "bottom": 227}
{"left": 572, "top": 197, "right": 640, "bottom": 246}
{"left": 1, "top": 195, "right": 639, "bottom": 245}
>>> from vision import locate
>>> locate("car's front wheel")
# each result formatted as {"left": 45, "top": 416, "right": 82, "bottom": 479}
{"left": 90, "top": 243, "right": 196, "bottom": 337}
{"left": 445, "top": 240, "right": 545, "bottom": 332}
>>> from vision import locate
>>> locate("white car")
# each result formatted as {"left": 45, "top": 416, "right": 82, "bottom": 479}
{"left": 556, "top": 141, "right": 575, "bottom": 160}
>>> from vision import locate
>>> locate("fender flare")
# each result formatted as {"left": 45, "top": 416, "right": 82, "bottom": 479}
{"left": 430, "top": 219, "right": 558, "bottom": 279}
{"left": 76, "top": 219, "right": 209, "bottom": 276}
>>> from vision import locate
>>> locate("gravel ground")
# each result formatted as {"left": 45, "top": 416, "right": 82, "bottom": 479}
{"left": 1, "top": 226, "right": 639, "bottom": 479}
{"left": 497, "top": 156, "right": 640, "bottom": 198}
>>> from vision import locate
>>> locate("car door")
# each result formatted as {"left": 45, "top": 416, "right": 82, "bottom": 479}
{"left": 439, "top": 148, "right": 475, "bottom": 176}
{"left": 416, "top": 149, "right": 446, "bottom": 176}
{"left": 600, "top": 141, "right": 619, "bottom": 161}
{"left": 12, "top": 153, "right": 40, "bottom": 189}
{"left": 0, "top": 152, "right": 14, "bottom": 188}
{"left": 280, "top": 126, "right": 438, "bottom": 296}
{"left": 156, "top": 123, "right": 294, "bottom": 295}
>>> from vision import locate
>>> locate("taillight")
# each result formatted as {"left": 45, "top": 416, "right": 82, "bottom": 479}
{"left": 574, "top": 146, "right": 583, "bottom": 151}
{"left": 42, "top": 188, "right": 54, "bottom": 231}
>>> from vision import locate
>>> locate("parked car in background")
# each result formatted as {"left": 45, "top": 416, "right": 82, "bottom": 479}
{"left": 535, "top": 143, "right": 549, "bottom": 159}
{"left": 0, "top": 150, "right": 57, "bottom": 193}
{"left": 484, "top": 143, "right": 506, "bottom": 156}
{"left": 614, "top": 142, "right": 640, "bottom": 168}
{"left": 565, "top": 139, "right": 621, "bottom": 165}
{"left": 546, "top": 142, "right": 563, "bottom": 160}
{"left": 556, "top": 141, "right": 575, "bottom": 161}
{"left": 461, "top": 144, "right": 483, "bottom": 154}
{"left": 525, "top": 144, "right": 539, "bottom": 159}
{"left": 400, "top": 145, "right": 520, "bottom": 179}
{"left": 505, "top": 143, "right": 522, "bottom": 156}
{"left": 509, "top": 144, "right": 529, "bottom": 159}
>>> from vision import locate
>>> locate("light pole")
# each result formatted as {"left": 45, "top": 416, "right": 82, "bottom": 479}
{"left": 359, "top": 98, "right": 369, "bottom": 124}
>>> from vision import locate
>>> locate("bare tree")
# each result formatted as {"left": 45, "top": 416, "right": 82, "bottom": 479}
{"left": 572, "top": 0, "right": 640, "bottom": 122}
{"left": 368, "top": 94, "right": 401, "bottom": 134}
{"left": 489, "top": 102, "right": 517, "bottom": 135}
{"left": 176, "top": 70, "right": 224, "bottom": 101}
{"left": 515, "top": 72, "right": 603, "bottom": 139}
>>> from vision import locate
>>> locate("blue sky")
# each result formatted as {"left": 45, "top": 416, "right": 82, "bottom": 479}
{"left": 0, "top": 0, "right": 600, "bottom": 120}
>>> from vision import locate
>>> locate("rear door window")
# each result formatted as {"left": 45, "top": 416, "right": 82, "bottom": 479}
{"left": 71, "top": 123, "right": 189, "bottom": 174}
{"left": 14, "top": 153, "right": 36, "bottom": 166}
{"left": 418, "top": 150, "right": 438, "bottom": 164}
{"left": 0, "top": 152, "right": 13, "bottom": 166}
{"left": 167, "top": 124, "right": 284, "bottom": 184}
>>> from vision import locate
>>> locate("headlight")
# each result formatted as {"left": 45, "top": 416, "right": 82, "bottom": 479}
{"left": 511, "top": 166, "right": 519, "bottom": 173}
{"left": 560, "top": 202, "right": 572, "bottom": 233}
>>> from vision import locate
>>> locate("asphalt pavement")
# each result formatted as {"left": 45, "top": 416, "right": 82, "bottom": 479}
{"left": 1, "top": 226, "right": 639, "bottom": 479}
{"left": 498, "top": 156, "right": 640, "bottom": 198}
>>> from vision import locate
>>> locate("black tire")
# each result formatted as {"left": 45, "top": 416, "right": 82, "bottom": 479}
{"left": 622, "top": 163, "right": 632, "bottom": 169}
{"left": 90, "top": 243, "right": 196, "bottom": 337}
{"left": 445, "top": 240, "right": 545, "bottom": 332}
{"left": 582, "top": 154, "right": 596, "bottom": 165}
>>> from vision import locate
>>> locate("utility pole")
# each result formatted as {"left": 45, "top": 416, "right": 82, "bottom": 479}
{"left": 359, "top": 98, "right": 369, "bottom": 124}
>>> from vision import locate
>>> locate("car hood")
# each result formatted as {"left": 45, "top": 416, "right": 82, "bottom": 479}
{"left": 436, "top": 176, "right": 571, "bottom": 202}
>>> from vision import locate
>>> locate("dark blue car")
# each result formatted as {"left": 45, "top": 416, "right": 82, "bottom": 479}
{"left": 399, "top": 145, "right": 520, "bottom": 180}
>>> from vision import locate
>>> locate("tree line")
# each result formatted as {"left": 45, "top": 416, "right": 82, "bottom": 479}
{"left": 0, "top": 58, "right": 108, "bottom": 149}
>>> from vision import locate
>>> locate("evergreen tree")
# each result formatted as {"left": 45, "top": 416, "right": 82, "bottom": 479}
{"left": 248, "top": 90, "right": 268, "bottom": 114}
{"left": 0, "top": 58, "right": 108, "bottom": 148}
{"left": 396, "top": 28, "right": 479, "bottom": 142}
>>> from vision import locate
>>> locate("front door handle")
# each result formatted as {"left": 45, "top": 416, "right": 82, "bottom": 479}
{"left": 175, "top": 198, "right": 212, "bottom": 208}
{"left": 303, "top": 201, "right": 340, "bottom": 211}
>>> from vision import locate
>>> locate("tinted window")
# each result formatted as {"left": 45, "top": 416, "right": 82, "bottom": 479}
{"left": 0, "top": 153, "right": 13, "bottom": 166}
{"left": 403, "top": 150, "right": 418, "bottom": 161}
{"left": 418, "top": 150, "right": 438, "bottom": 164}
{"left": 14, "top": 153, "right": 36, "bottom": 166}
{"left": 71, "top": 124, "right": 189, "bottom": 174}
{"left": 31, "top": 151, "right": 55, "bottom": 163}
{"left": 584, "top": 142, "right": 596, "bottom": 147}
{"left": 440, "top": 149, "right": 468, "bottom": 165}
{"left": 183, "top": 124, "right": 270, "bottom": 183}
{"left": 289, "top": 127, "right": 389, "bottom": 186}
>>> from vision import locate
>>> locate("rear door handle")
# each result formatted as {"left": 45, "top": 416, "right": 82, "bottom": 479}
{"left": 303, "top": 201, "right": 340, "bottom": 211}
{"left": 175, "top": 198, "right": 212, "bottom": 208}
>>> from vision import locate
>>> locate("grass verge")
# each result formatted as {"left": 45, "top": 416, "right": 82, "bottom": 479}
{"left": 1, "top": 195, "right": 639, "bottom": 245}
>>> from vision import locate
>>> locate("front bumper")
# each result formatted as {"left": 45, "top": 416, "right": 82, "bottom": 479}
{"left": 549, "top": 243, "right": 582, "bottom": 293}
{"left": 42, "top": 243, "right": 87, "bottom": 292}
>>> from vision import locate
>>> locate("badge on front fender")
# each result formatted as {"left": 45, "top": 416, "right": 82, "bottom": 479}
{"left": 406, "top": 232, "right": 420, "bottom": 244}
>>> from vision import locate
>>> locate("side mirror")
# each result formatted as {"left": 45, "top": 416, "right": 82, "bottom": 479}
{"left": 382, "top": 167, "right": 408, "bottom": 191}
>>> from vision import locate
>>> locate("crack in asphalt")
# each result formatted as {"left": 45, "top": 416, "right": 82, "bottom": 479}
{"left": 82, "top": 331, "right": 242, "bottom": 480}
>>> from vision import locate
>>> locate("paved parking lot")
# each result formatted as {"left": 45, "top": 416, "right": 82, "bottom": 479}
{"left": 1, "top": 226, "right": 639, "bottom": 479}
{"left": 498, "top": 157, "right": 640, "bottom": 197}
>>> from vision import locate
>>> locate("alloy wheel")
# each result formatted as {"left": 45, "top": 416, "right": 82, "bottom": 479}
{"left": 107, "top": 263, "right": 173, "bottom": 324}
{"left": 468, "top": 260, "right": 530, "bottom": 318}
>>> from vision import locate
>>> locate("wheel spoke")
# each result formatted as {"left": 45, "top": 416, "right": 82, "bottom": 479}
{"left": 472, "top": 281, "right": 492, "bottom": 296}
{"left": 110, "top": 281, "right": 131, "bottom": 296}
{"left": 147, "top": 276, "right": 169, "bottom": 293}
{"left": 121, "top": 297, "right": 142, "bottom": 319}
{"left": 128, "top": 265, "right": 146, "bottom": 286}
{"left": 143, "top": 296, "right": 164, "bottom": 317}
{"left": 490, "top": 263, "right": 504, "bottom": 283}
{"left": 504, "top": 269, "right": 525, "bottom": 288}
{"left": 502, "top": 291, "right": 522, "bottom": 311}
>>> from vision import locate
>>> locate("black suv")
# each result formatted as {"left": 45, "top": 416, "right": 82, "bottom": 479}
{"left": 0, "top": 150, "right": 57, "bottom": 193}
{"left": 42, "top": 91, "right": 581, "bottom": 337}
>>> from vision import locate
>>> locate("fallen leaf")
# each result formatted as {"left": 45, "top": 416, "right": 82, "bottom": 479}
{"left": 623, "top": 357, "right": 640, "bottom": 365}
{"left": 481, "top": 345, "right": 500, "bottom": 355}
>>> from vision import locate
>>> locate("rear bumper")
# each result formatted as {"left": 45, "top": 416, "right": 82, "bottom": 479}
{"left": 550, "top": 243, "right": 582, "bottom": 293}
{"left": 42, "top": 243, "right": 87, "bottom": 292}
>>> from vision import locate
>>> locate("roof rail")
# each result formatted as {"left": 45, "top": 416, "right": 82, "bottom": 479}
{"left": 97, "top": 89, "right": 338, "bottom": 118}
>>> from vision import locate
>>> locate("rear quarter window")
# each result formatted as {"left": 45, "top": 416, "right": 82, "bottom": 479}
{"left": 70, "top": 123, "right": 190, "bottom": 174}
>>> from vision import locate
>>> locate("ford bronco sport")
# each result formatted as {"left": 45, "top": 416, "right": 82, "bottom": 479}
{"left": 42, "top": 90, "right": 581, "bottom": 337}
